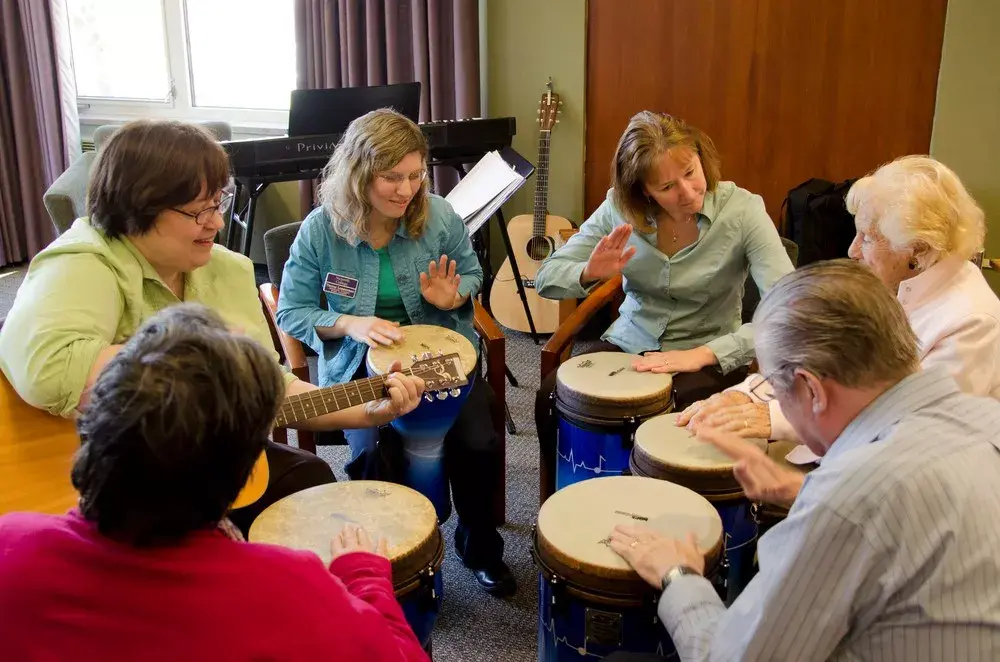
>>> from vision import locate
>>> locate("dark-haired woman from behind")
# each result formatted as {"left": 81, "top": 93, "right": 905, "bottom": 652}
{"left": 0, "top": 304, "right": 428, "bottom": 661}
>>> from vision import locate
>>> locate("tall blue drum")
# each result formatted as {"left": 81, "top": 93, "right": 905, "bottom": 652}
{"left": 367, "top": 324, "right": 478, "bottom": 521}
{"left": 533, "top": 476, "right": 723, "bottom": 660}
{"left": 553, "top": 352, "right": 673, "bottom": 491}
{"left": 249, "top": 481, "right": 444, "bottom": 650}
{"left": 630, "top": 412, "right": 766, "bottom": 604}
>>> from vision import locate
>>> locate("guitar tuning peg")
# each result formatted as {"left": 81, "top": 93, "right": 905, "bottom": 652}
{"left": 423, "top": 393, "right": 434, "bottom": 403}
{"left": 411, "top": 354, "right": 419, "bottom": 362}
{"left": 437, "top": 350, "right": 445, "bottom": 357}
{"left": 449, "top": 388, "right": 461, "bottom": 398}
{"left": 559, "top": 101, "right": 564, "bottom": 105}
{"left": 421, "top": 351, "right": 432, "bottom": 360}
{"left": 435, "top": 391, "right": 448, "bottom": 401}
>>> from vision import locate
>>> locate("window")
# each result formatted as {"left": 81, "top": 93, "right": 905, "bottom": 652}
{"left": 68, "top": 0, "right": 296, "bottom": 133}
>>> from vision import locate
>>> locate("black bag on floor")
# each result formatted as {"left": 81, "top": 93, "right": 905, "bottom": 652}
{"left": 780, "top": 178, "right": 857, "bottom": 266}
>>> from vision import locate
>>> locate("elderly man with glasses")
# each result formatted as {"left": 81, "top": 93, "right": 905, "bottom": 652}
{"left": 606, "top": 259, "right": 1000, "bottom": 662}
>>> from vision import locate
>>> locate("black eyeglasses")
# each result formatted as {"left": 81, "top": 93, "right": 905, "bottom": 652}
{"left": 748, "top": 373, "right": 775, "bottom": 402}
{"left": 169, "top": 190, "right": 235, "bottom": 226}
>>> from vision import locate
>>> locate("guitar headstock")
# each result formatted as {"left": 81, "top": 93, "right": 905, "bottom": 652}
{"left": 538, "top": 78, "right": 562, "bottom": 131}
{"left": 409, "top": 353, "right": 469, "bottom": 392}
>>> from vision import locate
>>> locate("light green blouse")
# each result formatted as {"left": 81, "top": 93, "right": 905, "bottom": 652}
{"left": 0, "top": 219, "right": 289, "bottom": 417}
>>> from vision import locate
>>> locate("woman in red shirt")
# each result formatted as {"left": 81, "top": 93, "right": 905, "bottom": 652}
{"left": 0, "top": 304, "right": 428, "bottom": 662}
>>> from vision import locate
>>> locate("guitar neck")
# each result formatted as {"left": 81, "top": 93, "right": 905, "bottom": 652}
{"left": 275, "top": 369, "right": 410, "bottom": 427}
{"left": 532, "top": 129, "right": 551, "bottom": 237}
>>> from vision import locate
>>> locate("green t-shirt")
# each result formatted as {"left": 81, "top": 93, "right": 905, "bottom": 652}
{"left": 374, "top": 247, "right": 411, "bottom": 325}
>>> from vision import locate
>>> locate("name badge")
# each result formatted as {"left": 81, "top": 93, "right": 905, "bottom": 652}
{"left": 323, "top": 272, "right": 359, "bottom": 298}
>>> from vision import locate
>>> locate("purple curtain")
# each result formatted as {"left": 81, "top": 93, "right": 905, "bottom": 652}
{"left": 0, "top": 0, "right": 70, "bottom": 266}
{"left": 294, "top": 0, "right": 480, "bottom": 214}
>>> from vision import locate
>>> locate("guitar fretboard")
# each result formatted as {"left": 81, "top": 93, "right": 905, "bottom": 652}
{"left": 532, "top": 129, "right": 551, "bottom": 237}
{"left": 274, "top": 369, "right": 414, "bottom": 428}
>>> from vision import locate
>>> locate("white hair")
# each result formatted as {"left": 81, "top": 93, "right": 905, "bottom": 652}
{"left": 845, "top": 156, "right": 985, "bottom": 268}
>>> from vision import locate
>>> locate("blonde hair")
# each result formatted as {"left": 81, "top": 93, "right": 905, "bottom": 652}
{"left": 845, "top": 156, "right": 985, "bottom": 268}
{"left": 754, "top": 259, "right": 919, "bottom": 393}
{"left": 317, "top": 109, "right": 429, "bottom": 245}
{"left": 610, "top": 111, "right": 721, "bottom": 233}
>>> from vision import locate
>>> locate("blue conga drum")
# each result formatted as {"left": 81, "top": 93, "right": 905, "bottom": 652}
{"left": 533, "top": 476, "right": 723, "bottom": 660}
{"left": 249, "top": 481, "right": 445, "bottom": 650}
{"left": 629, "top": 412, "right": 766, "bottom": 604}
{"left": 553, "top": 352, "right": 673, "bottom": 491}
{"left": 367, "top": 324, "right": 477, "bottom": 521}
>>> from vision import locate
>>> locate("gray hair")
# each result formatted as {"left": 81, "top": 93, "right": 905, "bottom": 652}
{"left": 845, "top": 156, "right": 985, "bottom": 268}
{"left": 753, "top": 259, "right": 919, "bottom": 393}
{"left": 73, "top": 303, "right": 284, "bottom": 545}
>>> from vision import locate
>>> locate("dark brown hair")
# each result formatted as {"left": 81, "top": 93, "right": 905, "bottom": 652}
{"left": 610, "top": 111, "right": 721, "bottom": 233}
{"left": 72, "top": 303, "right": 284, "bottom": 546}
{"left": 86, "top": 120, "right": 230, "bottom": 238}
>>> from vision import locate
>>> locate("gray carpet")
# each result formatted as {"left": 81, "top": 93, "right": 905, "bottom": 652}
{"left": 0, "top": 266, "right": 27, "bottom": 325}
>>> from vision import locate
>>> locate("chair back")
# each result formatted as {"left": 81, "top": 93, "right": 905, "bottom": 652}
{"left": 263, "top": 222, "right": 303, "bottom": 287}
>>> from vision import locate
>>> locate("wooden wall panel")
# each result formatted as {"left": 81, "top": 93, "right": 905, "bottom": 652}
{"left": 585, "top": 0, "right": 949, "bottom": 221}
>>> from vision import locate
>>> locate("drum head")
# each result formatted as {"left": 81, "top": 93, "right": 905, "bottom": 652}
{"left": 367, "top": 324, "right": 477, "bottom": 377}
{"left": 631, "top": 413, "right": 766, "bottom": 498}
{"left": 555, "top": 352, "right": 673, "bottom": 423}
{"left": 248, "top": 481, "right": 441, "bottom": 590}
{"left": 536, "top": 476, "right": 722, "bottom": 596}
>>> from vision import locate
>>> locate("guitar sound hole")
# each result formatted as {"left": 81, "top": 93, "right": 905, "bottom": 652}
{"left": 527, "top": 236, "right": 554, "bottom": 261}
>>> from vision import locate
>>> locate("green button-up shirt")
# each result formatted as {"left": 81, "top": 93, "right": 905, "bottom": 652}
{"left": 535, "top": 182, "right": 794, "bottom": 373}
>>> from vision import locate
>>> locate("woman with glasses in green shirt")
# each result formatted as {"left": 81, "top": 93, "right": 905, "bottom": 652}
{"left": 534, "top": 111, "right": 795, "bottom": 442}
{"left": 0, "top": 120, "right": 424, "bottom": 534}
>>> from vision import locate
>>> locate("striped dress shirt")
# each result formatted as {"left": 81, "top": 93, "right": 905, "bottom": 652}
{"left": 658, "top": 366, "right": 1000, "bottom": 661}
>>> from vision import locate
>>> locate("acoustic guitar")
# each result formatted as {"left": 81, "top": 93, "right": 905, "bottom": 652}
{"left": 0, "top": 353, "right": 466, "bottom": 516}
{"left": 490, "top": 80, "right": 575, "bottom": 334}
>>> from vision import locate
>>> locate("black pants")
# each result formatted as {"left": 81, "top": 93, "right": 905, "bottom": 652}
{"left": 535, "top": 342, "right": 749, "bottom": 498}
{"left": 343, "top": 364, "right": 505, "bottom": 568}
{"left": 228, "top": 441, "right": 336, "bottom": 537}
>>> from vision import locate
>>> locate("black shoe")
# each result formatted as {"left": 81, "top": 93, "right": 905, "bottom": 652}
{"left": 469, "top": 560, "right": 517, "bottom": 597}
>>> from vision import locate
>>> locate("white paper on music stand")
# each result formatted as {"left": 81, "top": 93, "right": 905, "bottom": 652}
{"left": 444, "top": 151, "right": 523, "bottom": 231}
{"left": 464, "top": 178, "right": 523, "bottom": 235}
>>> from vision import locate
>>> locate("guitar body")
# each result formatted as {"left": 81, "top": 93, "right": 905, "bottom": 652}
{"left": 490, "top": 212, "right": 574, "bottom": 333}
{"left": 0, "top": 373, "right": 79, "bottom": 515}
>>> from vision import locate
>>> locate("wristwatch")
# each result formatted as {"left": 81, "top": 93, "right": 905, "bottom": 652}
{"left": 660, "top": 564, "right": 700, "bottom": 592}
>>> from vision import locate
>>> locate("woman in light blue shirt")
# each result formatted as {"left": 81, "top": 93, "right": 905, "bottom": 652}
{"left": 276, "top": 109, "right": 513, "bottom": 597}
{"left": 535, "top": 112, "right": 794, "bottom": 440}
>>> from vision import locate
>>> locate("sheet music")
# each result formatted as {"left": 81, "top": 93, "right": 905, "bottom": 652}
{"left": 444, "top": 150, "right": 525, "bottom": 233}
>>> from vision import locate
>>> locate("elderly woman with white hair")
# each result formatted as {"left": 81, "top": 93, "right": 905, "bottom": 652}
{"left": 679, "top": 155, "right": 1000, "bottom": 447}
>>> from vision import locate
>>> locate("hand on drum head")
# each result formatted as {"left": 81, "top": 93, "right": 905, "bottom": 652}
{"left": 364, "top": 360, "right": 426, "bottom": 427}
{"left": 419, "top": 254, "right": 462, "bottom": 311}
{"left": 632, "top": 347, "right": 715, "bottom": 375}
{"left": 580, "top": 224, "right": 637, "bottom": 283}
{"left": 678, "top": 391, "right": 771, "bottom": 439}
{"left": 608, "top": 524, "right": 704, "bottom": 590}
{"left": 343, "top": 315, "right": 405, "bottom": 348}
{"left": 695, "top": 428, "right": 804, "bottom": 509}
{"left": 330, "top": 523, "right": 390, "bottom": 561}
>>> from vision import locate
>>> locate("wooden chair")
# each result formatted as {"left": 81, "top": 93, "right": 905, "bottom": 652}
{"left": 537, "top": 235, "right": 799, "bottom": 501}
{"left": 258, "top": 222, "right": 508, "bottom": 523}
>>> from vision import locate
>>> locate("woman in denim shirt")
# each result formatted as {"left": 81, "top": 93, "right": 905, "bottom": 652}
{"left": 534, "top": 112, "right": 794, "bottom": 442}
{"left": 276, "top": 109, "right": 514, "bottom": 597}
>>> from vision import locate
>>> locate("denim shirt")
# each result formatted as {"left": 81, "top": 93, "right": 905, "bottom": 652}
{"left": 276, "top": 194, "right": 482, "bottom": 387}
{"left": 534, "top": 182, "right": 794, "bottom": 373}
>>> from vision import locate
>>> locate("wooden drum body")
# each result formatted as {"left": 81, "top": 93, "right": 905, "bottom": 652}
{"left": 367, "top": 325, "right": 478, "bottom": 520}
{"left": 553, "top": 353, "right": 673, "bottom": 491}
{"left": 249, "top": 481, "right": 444, "bottom": 648}
{"left": 758, "top": 440, "right": 816, "bottom": 535}
{"left": 630, "top": 413, "right": 766, "bottom": 604}
{"left": 534, "top": 476, "right": 722, "bottom": 660}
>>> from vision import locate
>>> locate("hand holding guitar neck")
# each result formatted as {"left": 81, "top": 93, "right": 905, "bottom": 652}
{"left": 580, "top": 224, "right": 637, "bottom": 285}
